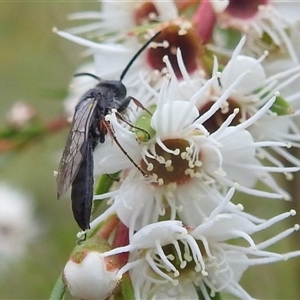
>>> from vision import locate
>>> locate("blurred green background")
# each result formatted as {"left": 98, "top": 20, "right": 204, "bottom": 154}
{"left": 0, "top": 2, "right": 299, "bottom": 299}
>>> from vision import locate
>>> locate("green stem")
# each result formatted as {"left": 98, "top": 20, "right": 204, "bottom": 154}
{"left": 93, "top": 173, "right": 119, "bottom": 213}
{"left": 121, "top": 272, "right": 135, "bottom": 300}
{"left": 95, "top": 173, "right": 116, "bottom": 195}
{"left": 48, "top": 273, "right": 66, "bottom": 300}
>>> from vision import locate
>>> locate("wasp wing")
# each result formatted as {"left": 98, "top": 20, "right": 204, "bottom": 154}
{"left": 56, "top": 96, "right": 98, "bottom": 199}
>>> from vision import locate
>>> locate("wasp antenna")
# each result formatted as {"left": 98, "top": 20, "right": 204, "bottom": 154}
{"left": 74, "top": 72, "right": 101, "bottom": 81}
{"left": 119, "top": 31, "right": 161, "bottom": 82}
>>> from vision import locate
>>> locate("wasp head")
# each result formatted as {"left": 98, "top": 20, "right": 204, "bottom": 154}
{"left": 96, "top": 80, "right": 127, "bottom": 112}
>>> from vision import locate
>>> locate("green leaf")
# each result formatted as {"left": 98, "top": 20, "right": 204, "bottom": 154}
{"left": 215, "top": 26, "right": 242, "bottom": 50}
{"left": 179, "top": 3, "right": 199, "bottom": 19}
{"left": 48, "top": 274, "right": 66, "bottom": 300}
{"left": 261, "top": 31, "right": 273, "bottom": 46}
{"left": 134, "top": 105, "right": 156, "bottom": 142}
{"left": 95, "top": 173, "right": 117, "bottom": 195}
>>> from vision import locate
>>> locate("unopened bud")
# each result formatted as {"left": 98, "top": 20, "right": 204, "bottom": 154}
{"left": 63, "top": 235, "right": 121, "bottom": 300}
{"left": 6, "top": 101, "right": 36, "bottom": 128}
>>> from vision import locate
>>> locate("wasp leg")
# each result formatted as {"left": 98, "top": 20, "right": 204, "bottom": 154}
{"left": 101, "top": 119, "right": 148, "bottom": 177}
{"left": 117, "top": 96, "right": 132, "bottom": 113}
{"left": 105, "top": 173, "right": 120, "bottom": 182}
{"left": 115, "top": 111, "right": 151, "bottom": 141}
{"left": 118, "top": 96, "right": 152, "bottom": 115}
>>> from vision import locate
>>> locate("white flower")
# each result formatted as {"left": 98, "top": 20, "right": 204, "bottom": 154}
{"left": 54, "top": 1, "right": 203, "bottom": 92}
{"left": 54, "top": 3, "right": 300, "bottom": 300}
{"left": 271, "top": 0, "right": 300, "bottom": 24}
{"left": 67, "top": 0, "right": 178, "bottom": 40}
{"left": 159, "top": 37, "right": 300, "bottom": 183}
{"left": 53, "top": 27, "right": 143, "bottom": 91}
{"left": 6, "top": 101, "right": 36, "bottom": 128}
{"left": 205, "top": 37, "right": 300, "bottom": 168}
{"left": 0, "top": 183, "right": 39, "bottom": 269}
{"left": 208, "top": 0, "right": 300, "bottom": 63}
{"left": 90, "top": 56, "right": 298, "bottom": 236}
{"left": 99, "top": 202, "right": 299, "bottom": 300}
{"left": 53, "top": 0, "right": 179, "bottom": 83}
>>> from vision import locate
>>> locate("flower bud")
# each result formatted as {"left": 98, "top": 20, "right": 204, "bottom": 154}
{"left": 6, "top": 101, "right": 36, "bottom": 128}
{"left": 63, "top": 235, "right": 121, "bottom": 300}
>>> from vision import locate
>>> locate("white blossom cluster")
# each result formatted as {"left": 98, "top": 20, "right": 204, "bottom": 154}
{"left": 0, "top": 183, "right": 39, "bottom": 273}
{"left": 55, "top": 1, "right": 300, "bottom": 299}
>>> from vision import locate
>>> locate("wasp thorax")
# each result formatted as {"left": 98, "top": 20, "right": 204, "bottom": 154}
{"left": 141, "top": 139, "right": 202, "bottom": 186}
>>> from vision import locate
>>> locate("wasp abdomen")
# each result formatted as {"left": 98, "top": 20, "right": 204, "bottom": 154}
{"left": 71, "top": 139, "right": 94, "bottom": 230}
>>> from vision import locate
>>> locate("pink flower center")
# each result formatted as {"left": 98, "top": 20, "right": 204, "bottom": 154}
{"left": 225, "top": 0, "right": 269, "bottom": 19}
{"left": 133, "top": 2, "right": 158, "bottom": 25}
{"left": 141, "top": 139, "right": 200, "bottom": 186}
{"left": 147, "top": 24, "right": 204, "bottom": 78}
{"left": 199, "top": 99, "right": 242, "bottom": 133}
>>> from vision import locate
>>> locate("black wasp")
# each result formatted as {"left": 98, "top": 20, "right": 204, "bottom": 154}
{"left": 56, "top": 32, "right": 160, "bottom": 231}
